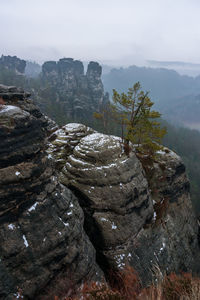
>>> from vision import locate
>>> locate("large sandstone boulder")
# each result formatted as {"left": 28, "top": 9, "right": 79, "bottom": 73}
{"left": 0, "top": 87, "right": 103, "bottom": 299}
{"left": 49, "top": 124, "right": 200, "bottom": 283}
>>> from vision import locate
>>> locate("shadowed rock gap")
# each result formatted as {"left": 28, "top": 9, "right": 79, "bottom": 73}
{"left": 68, "top": 184, "right": 111, "bottom": 276}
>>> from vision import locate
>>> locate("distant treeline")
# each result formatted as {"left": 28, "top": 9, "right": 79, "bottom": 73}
{"left": 0, "top": 65, "right": 200, "bottom": 214}
{"left": 102, "top": 65, "right": 200, "bottom": 126}
{"left": 162, "top": 121, "right": 200, "bottom": 214}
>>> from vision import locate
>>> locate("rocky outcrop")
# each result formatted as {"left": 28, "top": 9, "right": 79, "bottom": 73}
{"left": 126, "top": 149, "right": 200, "bottom": 284}
{"left": 0, "top": 84, "right": 58, "bottom": 133}
{"left": 1, "top": 84, "right": 200, "bottom": 298}
{"left": 49, "top": 125, "right": 200, "bottom": 284}
{"left": 0, "top": 87, "right": 103, "bottom": 299}
{"left": 47, "top": 123, "right": 95, "bottom": 170}
{"left": 86, "top": 62, "right": 104, "bottom": 102}
{"left": 25, "top": 61, "right": 41, "bottom": 78}
{"left": 48, "top": 129, "right": 154, "bottom": 254}
{"left": 40, "top": 58, "right": 109, "bottom": 124}
{"left": 0, "top": 55, "right": 26, "bottom": 74}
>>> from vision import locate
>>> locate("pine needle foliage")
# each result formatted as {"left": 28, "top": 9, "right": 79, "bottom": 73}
{"left": 111, "top": 82, "right": 166, "bottom": 156}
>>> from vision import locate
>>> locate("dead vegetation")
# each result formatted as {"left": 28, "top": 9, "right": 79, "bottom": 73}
{"left": 38, "top": 266, "right": 200, "bottom": 300}
{"left": 0, "top": 96, "right": 5, "bottom": 110}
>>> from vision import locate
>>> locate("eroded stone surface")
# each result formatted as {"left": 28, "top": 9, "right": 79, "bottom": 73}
{"left": 0, "top": 55, "right": 26, "bottom": 74}
{"left": 0, "top": 84, "right": 58, "bottom": 133}
{"left": 47, "top": 123, "right": 95, "bottom": 169}
{"left": 50, "top": 124, "right": 200, "bottom": 283}
{"left": 1, "top": 83, "right": 200, "bottom": 297}
{"left": 128, "top": 148, "right": 200, "bottom": 284}
{"left": 0, "top": 88, "right": 103, "bottom": 299}
{"left": 40, "top": 58, "right": 109, "bottom": 123}
{"left": 49, "top": 127, "right": 154, "bottom": 272}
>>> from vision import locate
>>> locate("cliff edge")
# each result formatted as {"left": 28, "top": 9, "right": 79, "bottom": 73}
{"left": 0, "top": 85, "right": 102, "bottom": 299}
{"left": 0, "top": 84, "right": 200, "bottom": 299}
{"left": 49, "top": 122, "right": 200, "bottom": 285}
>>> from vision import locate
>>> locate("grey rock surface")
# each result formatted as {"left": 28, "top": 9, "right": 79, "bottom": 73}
{"left": 40, "top": 58, "right": 109, "bottom": 123}
{"left": 0, "top": 88, "right": 103, "bottom": 299}
{"left": 49, "top": 127, "right": 153, "bottom": 272}
{"left": 0, "top": 84, "right": 57, "bottom": 133}
{"left": 50, "top": 124, "right": 200, "bottom": 283}
{"left": 47, "top": 123, "right": 95, "bottom": 169}
{"left": 0, "top": 55, "right": 26, "bottom": 74}
{"left": 130, "top": 148, "right": 200, "bottom": 285}
{"left": 1, "top": 83, "right": 199, "bottom": 298}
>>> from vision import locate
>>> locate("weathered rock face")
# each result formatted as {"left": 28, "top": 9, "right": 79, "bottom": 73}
{"left": 40, "top": 58, "right": 109, "bottom": 123}
{"left": 0, "top": 84, "right": 58, "bottom": 133}
{"left": 128, "top": 149, "right": 200, "bottom": 284}
{"left": 47, "top": 123, "right": 95, "bottom": 170}
{"left": 0, "top": 87, "right": 103, "bottom": 299}
{"left": 0, "top": 55, "right": 26, "bottom": 74}
{"left": 49, "top": 125, "right": 200, "bottom": 283}
{"left": 1, "top": 83, "right": 200, "bottom": 298}
{"left": 86, "top": 62, "right": 104, "bottom": 101}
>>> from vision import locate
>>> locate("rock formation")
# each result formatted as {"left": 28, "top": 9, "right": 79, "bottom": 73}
{"left": 0, "top": 86, "right": 102, "bottom": 299}
{"left": 1, "top": 83, "right": 200, "bottom": 299}
{"left": 40, "top": 58, "right": 109, "bottom": 124}
{"left": 49, "top": 124, "right": 200, "bottom": 284}
{"left": 0, "top": 56, "right": 109, "bottom": 127}
{"left": 0, "top": 55, "right": 26, "bottom": 75}
{"left": 127, "top": 149, "right": 200, "bottom": 284}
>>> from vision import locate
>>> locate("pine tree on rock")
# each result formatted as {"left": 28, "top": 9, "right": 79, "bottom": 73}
{"left": 111, "top": 82, "right": 166, "bottom": 156}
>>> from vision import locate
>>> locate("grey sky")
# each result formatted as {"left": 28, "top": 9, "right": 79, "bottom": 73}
{"left": 0, "top": 0, "right": 200, "bottom": 66}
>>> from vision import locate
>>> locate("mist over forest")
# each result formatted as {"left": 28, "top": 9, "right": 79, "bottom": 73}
{"left": 1, "top": 1, "right": 200, "bottom": 298}
{"left": 0, "top": 54, "right": 200, "bottom": 214}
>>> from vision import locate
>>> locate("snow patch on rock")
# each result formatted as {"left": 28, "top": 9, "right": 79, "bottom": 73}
{"left": 28, "top": 202, "right": 38, "bottom": 212}
{"left": 23, "top": 235, "right": 29, "bottom": 248}
{"left": 8, "top": 224, "right": 15, "bottom": 230}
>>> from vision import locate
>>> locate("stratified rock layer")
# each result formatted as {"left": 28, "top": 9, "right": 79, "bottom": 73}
{"left": 50, "top": 124, "right": 200, "bottom": 283}
{"left": 0, "top": 55, "right": 26, "bottom": 74}
{"left": 0, "top": 88, "right": 102, "bottom": 299}
{"left": 129, "top": 149, "right": 200, "bottom": 284}
{"left": 49, "top": 127, "right": 154, "bottom": 271}
{"left": 0, "top": 84, "right": 58, "bottom": 133}
{"left": 39, "top": 58, "right": 109, "bottom": 123}
{"left": 47, "top": 123, "right": 95, "bottom": 170}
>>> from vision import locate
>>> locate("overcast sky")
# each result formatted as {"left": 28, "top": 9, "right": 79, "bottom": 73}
{"left": 0, "top": 0, "right": 200, "bottom": 66}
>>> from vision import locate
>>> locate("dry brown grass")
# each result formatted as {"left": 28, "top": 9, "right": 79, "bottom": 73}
{"left": 0, "top": 97, "right": 5, "bottom": 111}
{"left": 139, "top": 271, "right": 200, "bottom": 300}
{"left": 38, "top": 266, "right": 200, "bottom": 300}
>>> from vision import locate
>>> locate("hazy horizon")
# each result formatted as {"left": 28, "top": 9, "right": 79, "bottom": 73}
{"left": 1, "top": 0, "right": 200, "bottom": 67}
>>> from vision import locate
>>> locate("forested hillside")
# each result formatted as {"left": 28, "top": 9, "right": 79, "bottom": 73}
{"left": 162, "top": 121, "right": 200, "bottom": 213}
{"left": 102, "top": 65, "right": 200, "bottom": 128}
{"left": 0, "top": 57, "right": 199, "bottom": 214}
